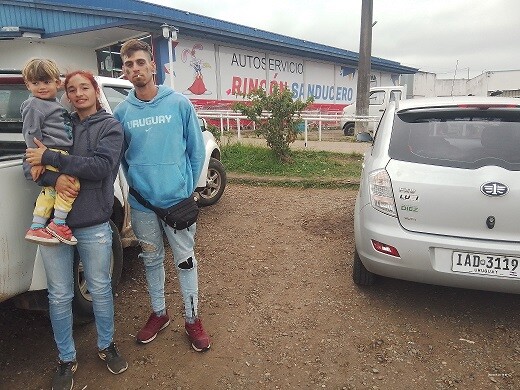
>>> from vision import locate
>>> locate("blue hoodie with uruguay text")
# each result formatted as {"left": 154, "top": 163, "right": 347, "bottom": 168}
{"left": 113, "top": 85, "right": 205, "bottom": 211}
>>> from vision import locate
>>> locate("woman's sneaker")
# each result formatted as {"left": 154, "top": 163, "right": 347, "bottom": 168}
{"left": 98, "top": 342, "right": 128, "bottom": 374}
{"left": 52, "top": 360, "right": 77, "bottom": 390}
{"left": 46, "top": 221, "right": 78, "bottom": 245}
{"left": 25, "top": 227, "right": 60, "bottom": 245}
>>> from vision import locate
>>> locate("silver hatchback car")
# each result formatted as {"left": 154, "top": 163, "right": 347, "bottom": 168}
{"left": 353, "top": 96, "right": 520, "bottom": 294}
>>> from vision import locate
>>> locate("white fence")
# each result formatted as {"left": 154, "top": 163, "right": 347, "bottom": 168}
{"left": 196, "top": 109, "right": 379, "bottom": 142}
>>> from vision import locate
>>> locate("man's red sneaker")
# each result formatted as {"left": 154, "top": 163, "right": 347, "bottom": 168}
{"left": 136, "top": 312, "right": 170, "bottom": 344}
{"left": 185, "top": 318, "right": 211, "bottom": 352}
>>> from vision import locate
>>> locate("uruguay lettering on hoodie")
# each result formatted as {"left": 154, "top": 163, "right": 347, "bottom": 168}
{"left": 114, "top": 85, "right": 205, "bottom": 211}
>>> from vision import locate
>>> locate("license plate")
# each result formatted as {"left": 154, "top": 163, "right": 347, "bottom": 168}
{"left": 452, "top": 251, "right": 520, "bottom": 279}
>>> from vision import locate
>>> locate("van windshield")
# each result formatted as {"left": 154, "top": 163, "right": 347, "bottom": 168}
{"left": 388, "top": 107, "right": 520, "bottom": 170}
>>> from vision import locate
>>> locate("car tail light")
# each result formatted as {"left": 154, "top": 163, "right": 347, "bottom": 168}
{"left": 368, "top": 169, "right": 397, "bottom": 217}
{"left": 371, "top": 239, "right": 400, "bottom": 257}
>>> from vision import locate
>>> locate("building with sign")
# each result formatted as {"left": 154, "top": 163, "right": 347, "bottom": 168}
{"left": 1, "top": 0, "right": 418, "bottom": 111}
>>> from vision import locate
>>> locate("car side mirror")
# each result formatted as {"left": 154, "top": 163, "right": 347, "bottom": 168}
{"left": 356, "top": 132, "right": 373, "bottom": 143}
{"left": 198, "top": 117, "right": 207, "bottom": 132}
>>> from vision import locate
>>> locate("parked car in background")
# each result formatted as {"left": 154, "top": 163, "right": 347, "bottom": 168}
{"left": 195, "top": 117, "right": 227, "bottom": 206}
{"left": 353, "top": 96, "right": 520, "bottom": 294}
{"left": 340, "top": 86, "right": 406, "bottom": 136}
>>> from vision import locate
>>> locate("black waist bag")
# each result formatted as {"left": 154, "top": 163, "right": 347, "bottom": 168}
{"left": 129, "top": 187, "right": 199, "bottom": 230}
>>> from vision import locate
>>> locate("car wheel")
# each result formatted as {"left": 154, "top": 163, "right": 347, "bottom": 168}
{"left": 343, "top": 123, "right": 355, "bottom": 136}
{"left": 352, "top": 248, "right": 375, "bottom": 286}
{"left": 72, "top": 220, "right": 124, "bottom": 325}
{"left": 196, "top": 157, "right": 227, "bottom": 207}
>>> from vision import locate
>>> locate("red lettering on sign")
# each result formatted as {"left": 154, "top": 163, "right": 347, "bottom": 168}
{"left": 231, "top": 76, "right": 243, "bottom": 95}
{"left": 230, "top": 77, "right": 289, "bottom": 95}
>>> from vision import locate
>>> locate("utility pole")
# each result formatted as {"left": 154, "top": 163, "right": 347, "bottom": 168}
{"left": 355, "top": 0, "right": 373, "bottom": 135}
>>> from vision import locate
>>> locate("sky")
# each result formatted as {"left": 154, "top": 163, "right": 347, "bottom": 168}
{"left": 144, "top": 0, "right": 520, "bottom": 80}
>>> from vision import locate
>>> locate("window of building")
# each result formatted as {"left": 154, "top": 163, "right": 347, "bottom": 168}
{"left": 96, "top": 36, "right": 153, "bottom": 78}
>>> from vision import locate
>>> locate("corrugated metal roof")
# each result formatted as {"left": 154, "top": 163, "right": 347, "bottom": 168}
{"left": 1, "top": 1, "right": 128, "bottom": 35}
{"left": 2, "top": 0, "right": 417, "bottom": 74}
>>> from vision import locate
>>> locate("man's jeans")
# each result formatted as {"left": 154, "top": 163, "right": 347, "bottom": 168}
{"left": 40, "top": 222, "right": 114, "bottom": 362}
{"left": 131, "top": 208, "right": 199, "bottom": 319}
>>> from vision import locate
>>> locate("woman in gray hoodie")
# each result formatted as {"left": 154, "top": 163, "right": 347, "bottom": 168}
{"left": 25, "top": 70, "right": 127, "bottom": 390}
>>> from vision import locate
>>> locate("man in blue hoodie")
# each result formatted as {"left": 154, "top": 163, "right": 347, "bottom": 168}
{"left": 114, "top": 39, "right": 210, "bottom": 351}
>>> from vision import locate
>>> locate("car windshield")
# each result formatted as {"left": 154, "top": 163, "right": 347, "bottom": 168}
{"left": 388, "top": 106, "right": 520, "bottom": 170}
{"left": 101, "top": 85, "right": 130, "bottom": 112}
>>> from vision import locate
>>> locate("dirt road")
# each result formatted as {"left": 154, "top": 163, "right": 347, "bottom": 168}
{"left": 1, "top": 184, "right": 518, "bottom": 389}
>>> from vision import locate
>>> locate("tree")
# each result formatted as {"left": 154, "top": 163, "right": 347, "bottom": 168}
{"left": 233, "top": 84, "right": 313, "bottom": 162}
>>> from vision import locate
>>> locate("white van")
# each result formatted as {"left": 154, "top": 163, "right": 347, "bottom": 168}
{"left": 340, "top": 86, "right": 406, "bottom": 135}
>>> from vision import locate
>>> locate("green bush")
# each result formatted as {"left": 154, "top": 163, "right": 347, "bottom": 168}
{"left": 233, "top": 85, "right": 313, "bottom": 162}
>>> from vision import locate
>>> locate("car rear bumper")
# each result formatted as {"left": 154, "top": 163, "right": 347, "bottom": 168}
{"left": 354, "top": 201, "right": 520, "bottom": 294}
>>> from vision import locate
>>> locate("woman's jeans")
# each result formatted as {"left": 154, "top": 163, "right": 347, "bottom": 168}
{"left": 40, "top": 222, "right": 114, "bottom": 362}
{"left": 131, "top": 208, "right": 199, "bottom": 319}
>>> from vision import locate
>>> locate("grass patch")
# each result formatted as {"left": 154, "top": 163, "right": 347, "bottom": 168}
{"left": 221, "top": 142, "right": 363, "bottom": 188}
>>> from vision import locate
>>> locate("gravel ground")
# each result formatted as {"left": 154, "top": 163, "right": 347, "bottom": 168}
{"left": 1, "top": 183, "right": 519, "bottom": 390}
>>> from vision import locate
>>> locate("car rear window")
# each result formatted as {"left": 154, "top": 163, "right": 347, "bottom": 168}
{"left": 388, "top": 106, "right": 520, "bottom": 170}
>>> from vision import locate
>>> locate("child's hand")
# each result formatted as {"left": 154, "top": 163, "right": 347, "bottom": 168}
{"left": 25, "top": 138, "right": 47, "bottom": 166}
{"left": 30, "top": 165, "right": 45, "bottom": 181}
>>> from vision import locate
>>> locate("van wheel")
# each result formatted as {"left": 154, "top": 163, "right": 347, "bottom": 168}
{"left": 343, "top": 123, "right": 355, "bottom": 136}
{"left": 196, "top": 157, "right": 227, "bottom": 207}
{"left": 72, "top": 220, "right": 123, "bottom": 325}
{"left": 352, "top": 248, "right": 375, "bottom": 286}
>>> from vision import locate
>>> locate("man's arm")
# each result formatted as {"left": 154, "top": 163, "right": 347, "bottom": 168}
{"left": 183, "top": 103, "right": 205, "bottom": 189}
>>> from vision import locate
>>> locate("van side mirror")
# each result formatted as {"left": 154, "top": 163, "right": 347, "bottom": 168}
{"left": 356, "top": 132, "right": 373, "bottom": 143}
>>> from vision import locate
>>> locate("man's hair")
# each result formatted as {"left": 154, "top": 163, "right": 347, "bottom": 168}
{"left": 22, "top": 58, "right": 61, "bottom": 82}
{"left": 120, "top": 39, "right": 153, "bottom": 60}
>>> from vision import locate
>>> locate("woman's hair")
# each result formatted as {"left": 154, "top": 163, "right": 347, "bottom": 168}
{"left": 22, "top": 58, "right": 61, "bottom": 83}
{"left": 64, "top": 70, "right": 102, "bottom": 111}
{"left": 120, "top": 38, "right": 153, "bottom": 60}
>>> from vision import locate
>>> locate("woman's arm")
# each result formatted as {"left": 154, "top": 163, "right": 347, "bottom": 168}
{"left": 27, "top": 118, "right": 123, "bottom": 181}
{"left": 22, "top": 158, "right": 60, "bottom": 187}
{"left": 55, "top": 174, "right": 79, "bottom": 198}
